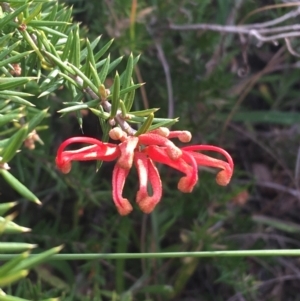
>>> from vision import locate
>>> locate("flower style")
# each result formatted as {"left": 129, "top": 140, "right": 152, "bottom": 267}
{"left": 55, "top": 127, "right": 234, "bottom": 215}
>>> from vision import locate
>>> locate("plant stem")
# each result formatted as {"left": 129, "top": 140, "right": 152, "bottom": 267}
{"left": 1, "top": 249, "right": 300, "bottom": 261}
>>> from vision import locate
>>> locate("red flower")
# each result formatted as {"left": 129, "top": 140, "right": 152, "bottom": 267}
{"left": 55, "top": 128, "right": 234, "bottom": 215}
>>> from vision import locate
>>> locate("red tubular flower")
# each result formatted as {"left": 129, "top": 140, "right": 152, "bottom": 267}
{"left": 55, "top": 137, "right": 120, "bottom": 174}
{"left": 55, "top": 128, "right": 234, "bottom": 215}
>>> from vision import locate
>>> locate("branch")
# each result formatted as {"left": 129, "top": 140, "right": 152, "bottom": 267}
{"left": 73, "top": 76, "right": 137, "bottom": 135}
{"left": 243, "top": 7, "right": 300, "bottom": 28}
{"left": 168, "top": 6, "right": 300, "bottom": 56}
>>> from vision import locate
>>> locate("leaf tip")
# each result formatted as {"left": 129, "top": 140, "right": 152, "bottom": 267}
{"left": 21, "top": 227, "right": 32, "bottom": 233}
{"left": 34, "top": 199, "right": 42, "bottom": 206}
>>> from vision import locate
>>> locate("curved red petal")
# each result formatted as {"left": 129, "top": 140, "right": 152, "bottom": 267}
{"left": 138, "top": 133, "right": 182, "bottom": 160}
{"left": 137, "top": 158, "right": 162, "bottom": 214}
{"left": 180, "top": 150, "right": 198, "bottom": 192}
{"left": 133, "top": 152, "right": 149, "bottom": 204}
{"left": 56, "top": 137, "right": 120, "bottom": 173}
{"left": 145, "top": 145, "right": 196, "bottom": 193}
{"left": 182, "top": 145, "right": 234, "bottom": 170}
{"left": 134, "top": 152, "right": 163, "bottom": 213}
{"left": 112, "top": 165, "right": 133, "bottom": 215}
{"left": 182, "top": 146, "right": 233, "bottom": 186}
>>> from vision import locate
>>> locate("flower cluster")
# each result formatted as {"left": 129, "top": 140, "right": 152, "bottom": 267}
{"left": 24, "top": 130, "right": 42, "bottom": 150}
{"left": 55, "top": 127, "right": 234, "bottom": 215}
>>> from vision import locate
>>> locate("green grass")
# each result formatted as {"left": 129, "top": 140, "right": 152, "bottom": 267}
{"left": 2, "top": 0, "right": 300, "bottom": 300}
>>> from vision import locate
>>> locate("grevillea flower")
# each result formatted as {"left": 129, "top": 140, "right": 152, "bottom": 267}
{"left": 55, "top": 127, "right": 234, "bottom": 215}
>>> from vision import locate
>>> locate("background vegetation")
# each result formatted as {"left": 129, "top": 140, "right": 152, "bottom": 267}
{"left": 2, "top": 0, "right": 300, "bottom": 300}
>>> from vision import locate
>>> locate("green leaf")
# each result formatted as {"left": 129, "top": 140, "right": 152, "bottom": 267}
{"left": 148, "top": 118, "right": 179, "bottom": 131}
{"left": 69, "top": 63, "right": 98, "bottom": 94}
{"left": 129, "top": 108, "right": 159, "bottom": 117}
{"left": 93, "top": 39, "right": 114, "bottom": 61}
{"left": 23, "top": 3, "right": 42, "bottom": 24}
{"left": 43, "top": 51, "right": 74, "bottom": 74}
{"left": 0, "top": 3, "right": 28, "bottom": 28}
{"left": 86, "top": 40, "right": 100, "bottom": 86}
{"left": 108, "top": 56, "right": 123, "bottom": 74}
{"left": 0, "top": 170, "right": 41, "bottom": 205}
{"left": 0, "top": 100, "right": 9, "bottom": 111}
{"left": 33, "top": 26, "right": 68, "bottom": 38}
{"left": 0, "top": 77, "right": 34, "bottom": 91}
{"left": 0, "top": 294, "right": 31, "bottom": 301}
{"left": 28, "top": 20, "right": 70, "bottom": 27}
{"left": 0, "top": 243, "right": 36, "bottom": 253}
{"left": 0, "top": 50, "right": 34, "bottom": 69}
{"left": 0, "top": 90, "right": 33, "bottom": 97}
{"left": 124, "top": 79, "right": 135, "bottom": 111}
{"left": 28, "top": 108, "right": 49, "bottom": 132}
{"left": 20, "top": 30, "right": 45, "bottom": 63}
{"left": 108, "top": 83, "right": 144, "bottom": 100}
{"left": 0, "top": 125, "right": 28, "bottom": 163}
{"left": 0, "top": 202, "right": 17, "bottom": 216}
{"left": 89, "top": 108, "right": 110, "bottom": 120}
{"left": 138, "top": 285, "right": 174, "bottom": 296}
{"left": 0, "top": 270, "right": 28, "bottom": 287}
{"left": 80, "top": 35, "right": 101, "bottom": 62}
{"left": 121, "top": 53, "right": 134, "bottom": 89}
{"left": 0, "top": 295, "right": 57, "bottom": 301}
{"left": 218, "top": 110, "right": 300, "bottom": 125}
{"left": 39, "top": 68, "right": 60, "bottom": 89}
{"left": 11, "top": 245, "right": 63, "bottom": 272}
{"left": 119, "top": 100, "right": 127, "bottom": 117}
{"left": 252, "top": 215, "right": 300, "bottom": 233}
{"left": 57, "top": 72, "right": 81, "bottom": 90}
{"left": 0, "top": 33, "right": 13, "bottom": 48}
{"left": 58, "top": 99, "right": 99, "bottom": 114}
{"left": 69, "top": 25, "right": 80, "bottom": 67}
{"left": 0, "top": 217, "right": 31, "bottom": 234}
{"left": 38, "top": 81, "right": 63, "bottom": 98}
{"left": 0, "top": 95, "right": 34, "bottom": 107}
{"left": 0, "top": 252, "right": 29, "bottom": 277}
{"left": 0, "top": 113, "right": 23, "bottom": 127}
{"left": 61, "top": 30, "right": 73, "bottom": 61}
{"left": 110, "top": 72, "right": 120, "bottom": 118}
{"left": 0, "top": 41, "right": 21, "bottom": 61}
{"left": 98, "top": 55, "right": 110, "bottom": 84}
{"left": 135, "top": 113, "right": 154, "bottom": 136}
{"left": 89, "top": 62, "right": 101, "bottom": 88}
